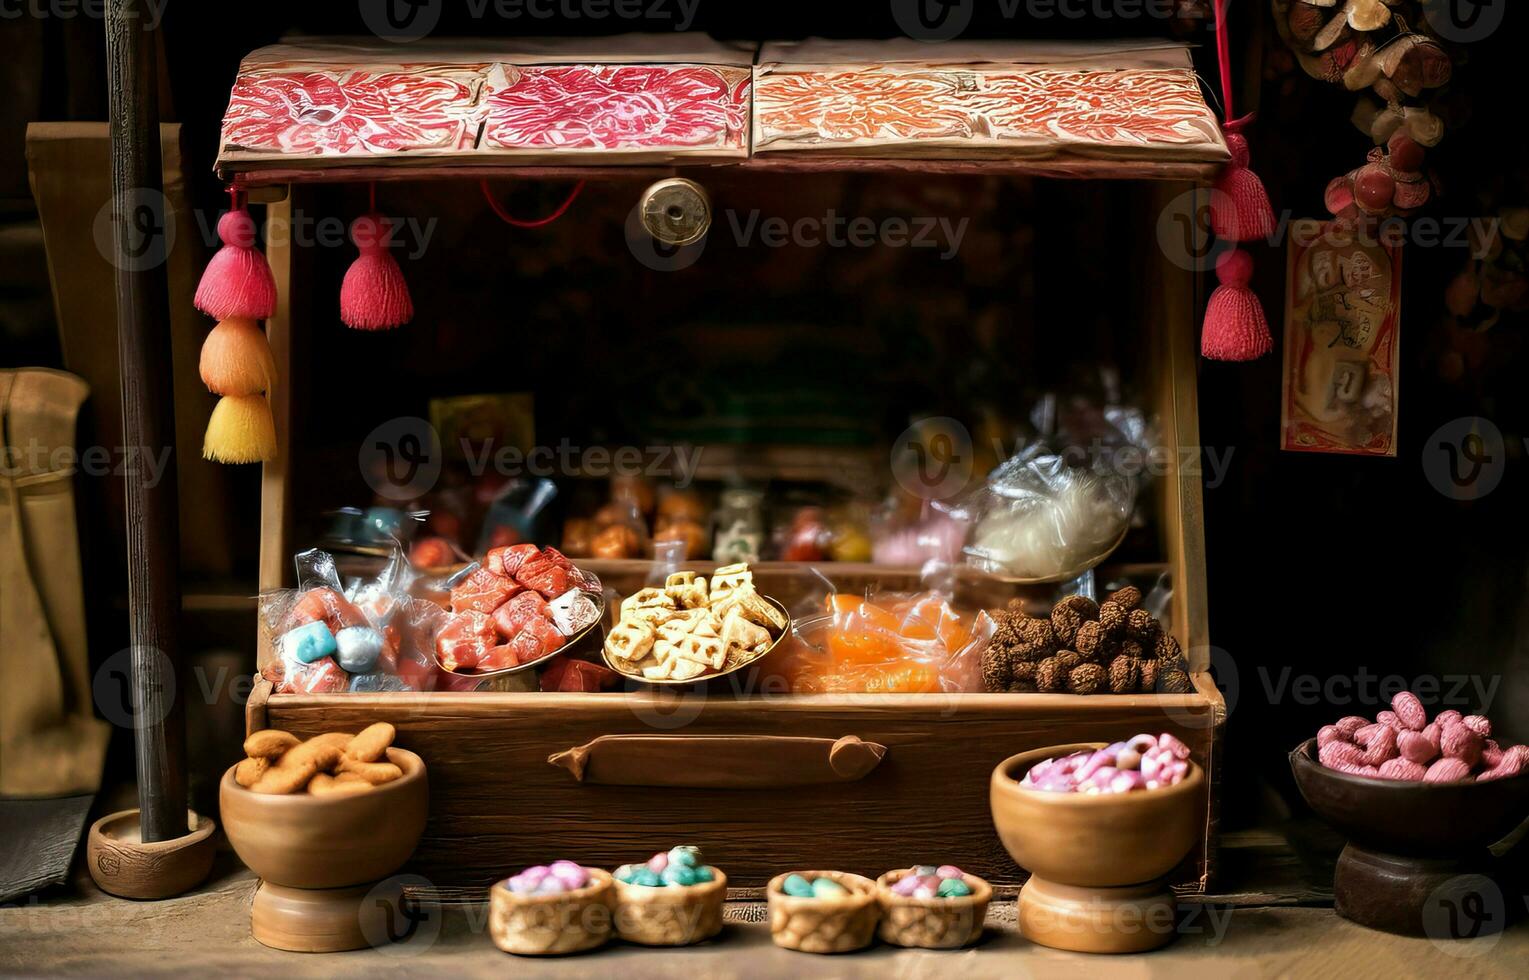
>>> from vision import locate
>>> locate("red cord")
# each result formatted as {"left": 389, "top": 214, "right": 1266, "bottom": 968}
{"left": 1214, "top": 0, "right": 1255, "bottom": 132}
{"left": 480, "top": 180, "right": 585, "bottom": 228}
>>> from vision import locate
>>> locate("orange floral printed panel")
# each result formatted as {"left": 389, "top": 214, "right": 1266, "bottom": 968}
{"left": 754, "top": 66, "right": 1224, "bottom": 157}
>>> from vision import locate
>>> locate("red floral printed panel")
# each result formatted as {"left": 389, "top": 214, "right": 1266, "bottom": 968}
{"left": 221, "top": 65, "right": 488, "bottom": 156}
{"left": 482, "top": 65, "right": 750, "bottom": 154}
{"left": 754, "top": 66, "right": 1223, "bottom": 156}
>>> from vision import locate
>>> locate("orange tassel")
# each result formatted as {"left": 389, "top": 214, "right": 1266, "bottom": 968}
{"left": 1201, "top": 249, "right": 1272, "bottom": 362}
{"left": 199, "top": 317, "right": 276, "bottom": 395}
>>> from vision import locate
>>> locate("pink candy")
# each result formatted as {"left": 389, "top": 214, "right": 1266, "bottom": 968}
{"left": 1314, "top": 695, "right": 1524, "bottom": 785}
{"left": 1021, "top": 733, "right": 1192, "bottom": 794}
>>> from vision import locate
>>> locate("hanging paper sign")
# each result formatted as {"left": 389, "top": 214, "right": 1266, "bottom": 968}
{"left": 1280, "top": 220, "right": 1402, "bottom": 456}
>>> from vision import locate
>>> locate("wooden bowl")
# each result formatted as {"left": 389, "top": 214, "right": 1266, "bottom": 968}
{"left": 219, "top": 747, "right": 428, "bottom": 889}
{"left": 990, "top": 742, "right": 1205, "bottom": 888}
{"left": 990, "top": 742, "right": 1205, "bottom": 953}
{"left": 613, "top": 868, "right": 727, "bottom": 946}
{"left": 767, "top": 871, "right": 880, "bottom": 954}
{"left": 489, "top": 868, "right": 615, "bottom": 956}
{"left": 1290, "top": 738, "right": 1529, "bottom": 936}
{"left": 875, "top": 869, "right": 991, "bottom": 949}
{"left": 87, "top": 809, "right": 216, "bottom": 900}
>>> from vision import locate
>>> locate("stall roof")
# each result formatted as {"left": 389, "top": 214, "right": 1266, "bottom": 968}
{"left": 216, "top": 35, "right": 1228, "bottom": 184}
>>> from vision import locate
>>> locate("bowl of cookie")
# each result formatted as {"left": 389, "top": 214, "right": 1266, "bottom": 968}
{"left": 219, "top": 723, "right": 428, "bottom": 889}
{"left": 601, "top": 563, "right": 791, "bottom": 685}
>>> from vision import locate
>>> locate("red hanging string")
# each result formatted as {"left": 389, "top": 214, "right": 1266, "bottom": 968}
{"left": 1214, "top": 0, "right": 1255, "bottom": 133}
{"left": 480, "top": 180, "right": 585, "bottom": 228}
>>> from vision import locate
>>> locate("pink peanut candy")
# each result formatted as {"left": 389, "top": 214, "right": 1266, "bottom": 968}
{"left": 1158, "top": 733, "right": 1192, "bottom": 761}
{"left": 1391, "top": 692, "right": 1427, "bottom": 732}
{"left": 1377, "top": 757, "right": 1427, "bottom": 782}
{"left": 1317, "top": 725, "right": 1350, "bottom": 749}
{"left": 1424, "top": 758, "right": 1473, "bottom": 783}
{"left": 1440, "top": 725, "right": 1483, "bottom": 767}
{"left": 1461, "top": 715, "right": 1492, "bottom": 738}
{"left": 1435, "top": 710, "right": 1462, "bottom": 728}
{"left": 1477, "top": 753, "right": 1525, "bottom": 782}
{"left": 1335, "top": 716, "right": 1369, "bottom": 736}
{"left": 1376, "top": 710, "right": 1401, "bottom": 729}
{"left": 1333, "top": 763, "right": 1380, "bottom": 777}
{"left": 1398, "top": 730, "right": 1440, "bottom": 765}
{"left": 1320, "top": 741, "right": 1366, "bottom": 769}
{"left": 1481, "top": 740, "right": 1504, "bottom": 768}
{"left": 1354, "top": 724, "right": 1398, "bottom": 765}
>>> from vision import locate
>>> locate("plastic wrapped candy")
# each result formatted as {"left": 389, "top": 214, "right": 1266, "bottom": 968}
{"left": 437, "top": 610, "right": 498, "bottom": 672}
{"left": 450, "top": 566, "right": 523, "bottom": 614}
{"left": 548, "top": 588, "right": 600, "bottom": 636}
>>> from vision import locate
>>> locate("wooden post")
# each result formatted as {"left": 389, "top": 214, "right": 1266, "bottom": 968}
{"left": 105, "top": 0, "right": 187, "bottom": 842}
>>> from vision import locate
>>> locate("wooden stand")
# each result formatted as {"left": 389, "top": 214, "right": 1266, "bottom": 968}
{"left": 251, "top": 879, "right": 408, "bottom": 953}
{"left": 1017, "top": 876, "right": 1178, "bottom": 954}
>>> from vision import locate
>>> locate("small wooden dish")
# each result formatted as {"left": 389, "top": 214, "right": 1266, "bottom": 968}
{"left": 613, "top": 868, "right": 727, "bottom": 946}
{"left": 766, "top": 870, "right": 880, "bottom": 954}
{"left": 990, "top": 742, "right": 1205, "bottom": 954}
{"left": 489, "top": 868, "right": 616, "bottom": 956}
{"left": 86, "top": 808, "right": 216, "bottom": 900}
{"left": 875, "top": 869, "right": 991, "bottom": 949}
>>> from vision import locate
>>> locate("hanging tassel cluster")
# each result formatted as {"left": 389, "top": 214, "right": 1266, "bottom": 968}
{"left": 340, "top": 184, "right": 413, "bottom": 331}
{"left": 1201, "top": 0, "right": 1276, "bottom": 363}
{"left": 195, "top": 188, "right": 278, "bottom": 463}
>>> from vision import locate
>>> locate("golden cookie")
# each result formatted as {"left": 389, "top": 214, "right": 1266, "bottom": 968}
{"left": 345, "top": 722, "right": 396, "bottom": 764}
{"left": 338, "top": 757, "right": 403, "bottom": 785}
{"left": 234, "top": 756, "right": 270, "bottom": 787}
{"left": 284, "top": 740, "right": 344, "bottom": 773}
{"left": 308, "top": 772, "right": 373, "bottom": 797}
{"left": 243, "top": 729, "right": 300, "bottom": 759}
{"left": 251, "top": 757, "right": 317, "bottom": 794}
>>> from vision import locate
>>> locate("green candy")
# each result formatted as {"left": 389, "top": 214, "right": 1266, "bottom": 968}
{"left": 811, "top": 877, "right": 848, "bottom": 898}
{"left": 691, "top": 866, "right": 715, "bottom": 883}
{"left": 661, "top": 865, "right": 699, "bottom": 887}
{"left": 613, "top": 864, "right": 639, "bottom": 883}
{"left": 782, "top": 874, "right": 814, "bottom": 898}
{"left": 937, "top": 878, "right": 972, "bottom": 898}
{"left": 631, "top": 868, "right": 662, "bottom": 887}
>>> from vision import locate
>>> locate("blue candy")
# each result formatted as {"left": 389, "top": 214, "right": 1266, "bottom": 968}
{"left": 661, "top": 865, "right": 699, "bottom": 887}
{"left": 282, "top": 620, "right": 336, "bottom": 664}
{"left": 349, "top": 672, "right": 410, "bottom": 693}
{"left": 335, "top": 626, "right": 385, "bottom": 673}
{"left": 667, "top": 845, "right": 700, "bottom": 869}
{"left": 631, "top": 869, "right": 662, "bottom": 888}
{"left": 691, "top": 866, "right": 715, "bottom": 883}
{"left": 782, "top": 874, "right": 814, "bottom": 898}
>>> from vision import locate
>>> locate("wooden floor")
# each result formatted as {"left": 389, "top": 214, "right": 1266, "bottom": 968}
{"left": 3, "top": 854, "right": 1524, "bottom": 978}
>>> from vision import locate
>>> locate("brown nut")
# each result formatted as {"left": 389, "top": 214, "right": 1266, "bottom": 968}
{"left": 345, "top": 722, "right": 396, "bottom": 764}
{"left": 243, "top": 730, "right": 300, "bottom": 759}
{"left": 234, "top": 756, "right": 270, "bottom": 787}
{"left": 285, "top": 740, "right": 344, "bottom": 773}
{"left": 308, "top": 732, "right": 356, "bottom": 752}
{"left": 338, "top": 757, "right": 403, "bottom": 785}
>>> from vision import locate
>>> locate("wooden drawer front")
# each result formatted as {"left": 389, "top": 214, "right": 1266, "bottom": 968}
{"left": 257, "top": 689, "right": 1221, "bottom": 894}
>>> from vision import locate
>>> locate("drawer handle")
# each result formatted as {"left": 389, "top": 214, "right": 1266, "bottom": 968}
{"left": 548, "top": 735, "right": 887, "bottom": 788}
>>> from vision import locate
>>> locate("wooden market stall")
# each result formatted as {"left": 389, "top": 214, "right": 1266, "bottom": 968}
{"left": 218, "top": 34, "right": 1229, "bottom": 896}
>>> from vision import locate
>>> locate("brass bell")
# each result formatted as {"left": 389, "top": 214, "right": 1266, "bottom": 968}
{"left": 639, "top": 178, "right": 711, "bottom": 246}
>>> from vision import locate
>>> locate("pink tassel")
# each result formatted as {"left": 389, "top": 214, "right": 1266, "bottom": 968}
{"left": 1211, "top": 133, "right": 1275, "bottom": 242}
{"left": 340, "top": 212, "right": 413, "bottom": 331}
{"left": 1201, "top": 249, "right": 1272, "bottom": 362}
{"left": 194, "top": 205, "right": 276, "bottom": 320}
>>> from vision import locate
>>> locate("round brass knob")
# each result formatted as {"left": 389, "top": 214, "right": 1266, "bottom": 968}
{"left": 639, "top": 178, "right": 711, "bottom": 246}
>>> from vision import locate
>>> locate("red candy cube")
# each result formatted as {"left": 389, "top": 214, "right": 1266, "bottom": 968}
{"left": 517, "top": 559, "right": 572, "bottom": 599}
{"left": 476, "top": 644, "right": 520, "bottom": 673}
{"left": 492, "top": 591, "right": 549, "bottom": 640}
{"left": 437, "top": 610, "right": 498, "bottom": 672}
{"left": 487, "top": 543, "right": 541, "bottom": 578}
{"left": 537, "top": 546, "right": 572, "bottom": 569}
{"left": 280, "top": 656, "right": 349, "bottom": 694}
{"left": 450, "top": 567, "right": 521, "bottom": 615}
{"left": 289, "top": 587, "right": 368, "bottom": 633}
{"left": 519, "top": 615, "right": 566, "bottom": 654}
{"left": 507, "top": 629, "right": 547, "bottom": 666}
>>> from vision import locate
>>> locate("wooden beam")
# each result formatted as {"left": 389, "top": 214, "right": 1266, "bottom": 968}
{"left": 105, "top": 0, "right": 186, "bottom": 842}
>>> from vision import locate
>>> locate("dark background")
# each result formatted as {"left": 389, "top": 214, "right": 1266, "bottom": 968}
{"left": 3, "top": 1, "right": 1525, "bottom": 838}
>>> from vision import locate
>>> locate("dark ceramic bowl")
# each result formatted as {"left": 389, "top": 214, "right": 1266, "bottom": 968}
{"left": 1289, "top": 739, "right": 1529, "bottom": 855}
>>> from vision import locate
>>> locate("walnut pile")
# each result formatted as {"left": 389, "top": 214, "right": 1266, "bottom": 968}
{"left": 981, "top": 586, "right": 1193, "bottom": 695}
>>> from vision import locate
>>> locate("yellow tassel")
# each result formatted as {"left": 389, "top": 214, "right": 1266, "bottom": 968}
{"left": 200, "top": 317, "right": 276, "bottom": 395}
{"left": 203, "top": 394, "right": 276, "bottom": 463}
